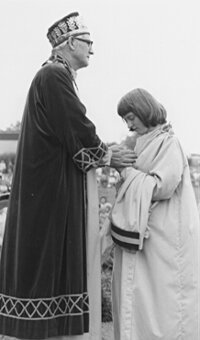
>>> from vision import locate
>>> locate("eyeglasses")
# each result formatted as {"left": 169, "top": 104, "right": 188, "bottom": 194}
{"left": 74, "top": 37, "right": 93, "bottom": 48}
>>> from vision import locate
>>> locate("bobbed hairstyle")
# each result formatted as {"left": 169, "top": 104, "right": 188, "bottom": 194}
{"left": 117, "top": 88, "right": 167, "bottom": 127}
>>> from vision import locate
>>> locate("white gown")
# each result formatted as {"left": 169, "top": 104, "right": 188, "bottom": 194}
{"left": 111, "top": 126, "right": 200, "bottom": 340}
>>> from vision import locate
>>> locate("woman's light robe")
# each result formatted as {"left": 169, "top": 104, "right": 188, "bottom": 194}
{"left": 111, "top": 126, "right": 200, "bottom": 340}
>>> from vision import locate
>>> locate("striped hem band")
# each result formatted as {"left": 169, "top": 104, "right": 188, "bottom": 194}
{"left": 111, "top": 223, "right": 140, "bottom": 251}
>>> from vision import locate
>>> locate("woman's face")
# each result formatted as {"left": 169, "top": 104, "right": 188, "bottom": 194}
{"left": 123, "top": 112, "right": 148, "bottom": 135}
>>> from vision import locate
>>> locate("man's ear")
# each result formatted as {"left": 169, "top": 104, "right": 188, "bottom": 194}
{"left": 67, "top": 36, "right": 76, "bottom": 51}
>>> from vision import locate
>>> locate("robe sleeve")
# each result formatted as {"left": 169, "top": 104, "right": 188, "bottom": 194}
{"left": 148, "top": 137, "right": 187, "bottom": 200}
{"left": 111, "top": 170, "right": 156, "bottom": 251}
{"left": 111, "top": 135, "right": 188, "bottom": 251}
{"left": 121, "top": 136, "right": 187, "bottom": 200}
{"left": 40, "top": 64, "right": 107, "bottom": 171}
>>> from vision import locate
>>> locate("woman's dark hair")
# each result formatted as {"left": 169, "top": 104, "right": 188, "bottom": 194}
{"left": 117, "top": 88, "right": 167, "bottom": 127}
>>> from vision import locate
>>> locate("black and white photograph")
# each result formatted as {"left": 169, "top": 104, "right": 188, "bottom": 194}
{"left": 0, "top": 1, "right": 200, "bottom": 339}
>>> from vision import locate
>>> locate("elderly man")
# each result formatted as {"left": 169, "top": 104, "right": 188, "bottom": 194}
{"left": 0, "top": 12, "right": 135, "bottom": 340}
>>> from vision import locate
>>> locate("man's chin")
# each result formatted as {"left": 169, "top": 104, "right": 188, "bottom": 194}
{"left": 84, "top": 59, "right": 90, "bottom": 67}
{"left": 79, "top": 62, "right": 89, "bottom": 70}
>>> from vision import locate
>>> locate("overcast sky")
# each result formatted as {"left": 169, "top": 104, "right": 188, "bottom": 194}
{"left": 0, "top": 0, "right": 200, "bottom": 154}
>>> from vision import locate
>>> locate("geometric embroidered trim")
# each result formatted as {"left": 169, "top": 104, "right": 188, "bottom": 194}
{"left": 73, "top": 149, "right": 95, "bottom": 172}
{"left": 86, "top": 142, "right": 107, "bottom": 161}
{"left": 0, "top": 292, "right": 89, "bottom": 320}
{"left": 73, "top": 141, "right": 107, "bottom": 172}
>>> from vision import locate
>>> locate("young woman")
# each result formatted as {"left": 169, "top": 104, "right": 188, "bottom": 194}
{"left": 110, "top": 88, "right": 200, "bottom": 340}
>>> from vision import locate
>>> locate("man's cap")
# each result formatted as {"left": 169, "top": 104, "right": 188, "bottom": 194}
{"left": 47, "top": 12, "right": 90, "bottom": 48}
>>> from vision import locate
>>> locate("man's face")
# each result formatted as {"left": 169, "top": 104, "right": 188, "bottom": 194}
{"left": 72, "top": 33, "right": 94, "bottom": 69}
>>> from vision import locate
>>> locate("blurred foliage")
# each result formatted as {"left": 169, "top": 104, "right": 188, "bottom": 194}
{"left": 3, "top": 121, "right": 21, "bottom": 132}
{"left": 101, "top": 246, "right": 114, "bottom": 322}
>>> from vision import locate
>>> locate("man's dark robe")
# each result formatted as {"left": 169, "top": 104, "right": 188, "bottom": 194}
{"left": 0, "top": 57, "right": 107, "bottom": 339}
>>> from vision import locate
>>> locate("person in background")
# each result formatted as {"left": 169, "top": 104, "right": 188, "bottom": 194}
{"left": 99, "top": 196, "right": 107, "bottom": 209}
{"left": 110, "top": 88, "right": 200, "bottom": 340}
{"left": 0, "top": 12, "right": 136, "bottom": 340}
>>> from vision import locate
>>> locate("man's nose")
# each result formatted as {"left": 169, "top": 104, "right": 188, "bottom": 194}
{"left": 89, "top": 46, "right": 94, "bottom": 55}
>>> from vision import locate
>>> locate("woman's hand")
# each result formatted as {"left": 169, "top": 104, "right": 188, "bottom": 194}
{"left": 109, "top": 144, "right": 137, "bottom": 170}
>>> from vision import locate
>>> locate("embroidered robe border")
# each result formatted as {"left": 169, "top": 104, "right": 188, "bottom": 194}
{"left": 0, "top": 292, "right": 89, "bottom": 320}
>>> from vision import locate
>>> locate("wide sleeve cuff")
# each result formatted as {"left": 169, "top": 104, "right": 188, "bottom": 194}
{"left": 73, "top": 141, "right": 108, "bottom": 172}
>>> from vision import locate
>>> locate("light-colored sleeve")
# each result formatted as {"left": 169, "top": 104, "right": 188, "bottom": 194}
{"left": 120, "top": 136, "right": 187, "bottom": 201}
{"left": 111, "top": 171, "right": 155, "bottom": 251}
{"left": 148, "top": 137, "right": 187, "bottom": 200}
